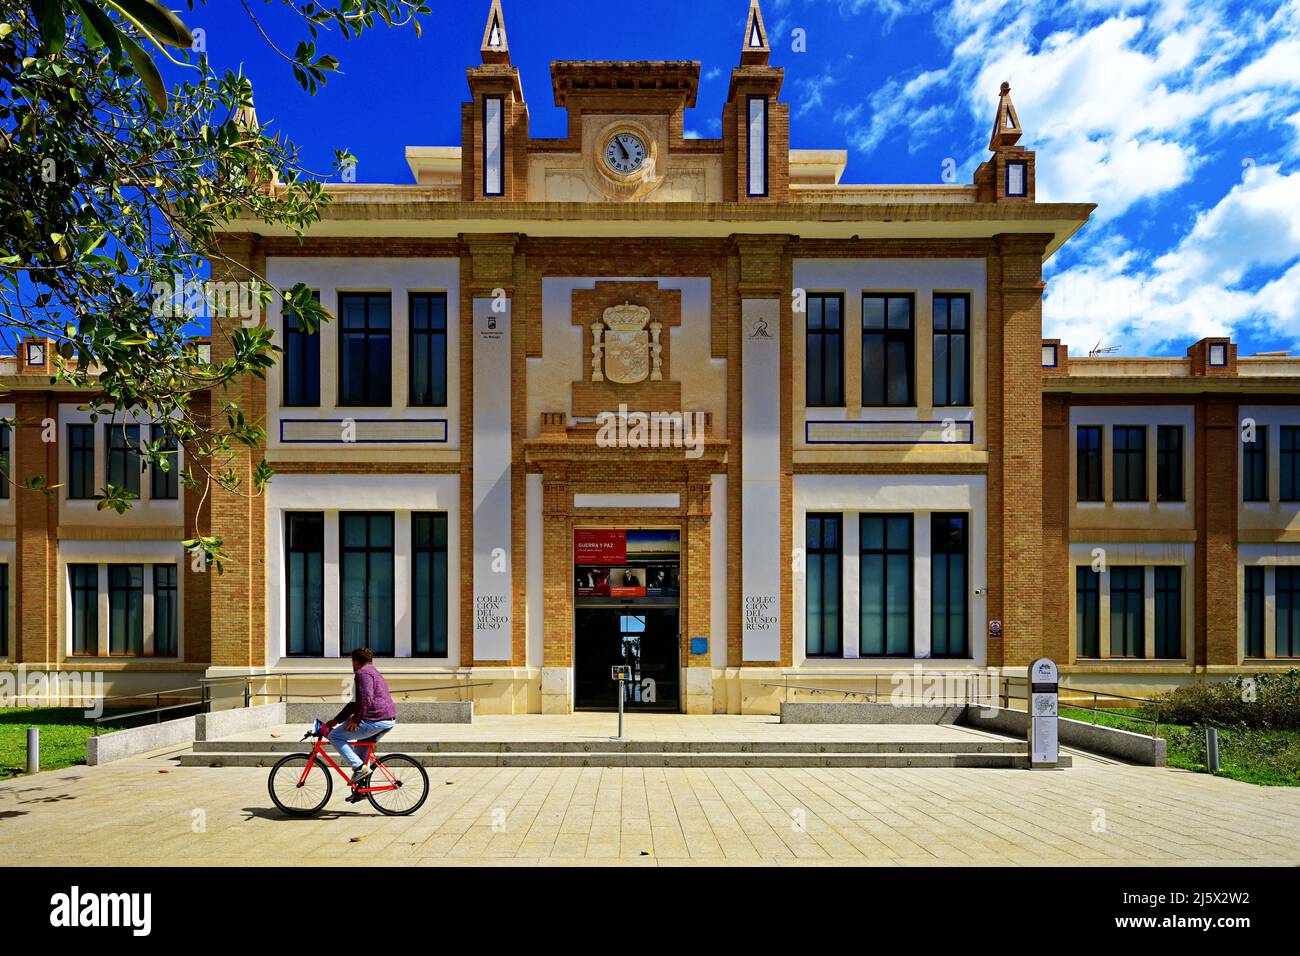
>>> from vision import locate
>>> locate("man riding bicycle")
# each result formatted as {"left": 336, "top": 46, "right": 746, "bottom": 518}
{"left": 323, "top": 647, "right": 397, "bottom": 787}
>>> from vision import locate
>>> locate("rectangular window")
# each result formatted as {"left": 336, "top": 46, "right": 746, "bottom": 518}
{"left": 1006, "top": 161, "right": 1027, "bottom": 197}
{"left": 1109, "top": 567, "right": 1145, "bottom": 658}
{"left": 1076, "top": 426, "right": 1103, "bottom": 502}
{"left": 286, "top": 513, "right": 325, "bottom": 657}
{"left": 1243, "top": 425, "right": 1268, "bottom": 502}
{"left": 1245, "top": 567, "right": 1266, "bottom": 658}
{"left": 483, "top": 95, "right": 504, "bottom": 196}
{"left": 150, "top": 424, "right": 179, "bottom": 500}
{"left": 283, "top": 290, "right": 321, "bottom": 407}
{"left": 931, "top": 513, "right": 968, "bottom": 658}
{"left": 860, "top": 514, "right": 913, "bottom": 656}
{"left": 1076, "top": 567, "right": 1100, "bottom": 657}
{"left": 0, "top": 564, "right": 8, "bottom": 657}
{"left": 932, "top": 293, "right": 971, "bottom": 407}
{"left": 805, "top": 293, "right": 844, "bottom": 407}
{"left": 747, "top": 96, "right": 768, "bottom": 197}
{"left": 106, "top": 423, "right": 141, "bottom": 497}
{"left": 1278, "top": 568, "right": 1300, "bottom": 658}
{"left": 67, "top": 424, "right": 95, "bottom": 499}
{"left": 153, "top": 564, "right": 177, "bottom": 657}
{"left": 862, "top": 293, "right": 915, "bottom": 407}
{"left": 108, "top": 564, "right": 144, "bottom": 656}
{"left": 412, "top": 513, "right": 449, "bottom": 658}
{"left": 1112, "top": 426, "right": 1147, "bottom": 502}
{"left": 340, "top": 513, "right": 394, "bottom": 656}
{"left": 805, "top": 513, "right": 842, "bottom": 657}
{"left": 69, "top": 564, "right": 98, "bottom": 655}
{"left": 1154, "top": 566, "right": 1182, "bottom": 658}
{"left": 0, "top": 423, "right": 9, "bottom": 499}
{"left": 1156, "top": 425, "right": 1184, "bottom": 503}
{"left": 1281, "top": 427, "right": 1300, "bottom": 502}
{"left": 409, "top": 292, "right": 449, "bottom": 407}
{"left": 338, "top": 292, "right": 392, "bottom": 407}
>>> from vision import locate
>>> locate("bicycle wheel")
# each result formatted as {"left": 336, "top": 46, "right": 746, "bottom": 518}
{"left": 268, "top": 753, "right": 333, "bottom": 817}
{"left": 365, "top": 754, "right": 429, "bottom": 816}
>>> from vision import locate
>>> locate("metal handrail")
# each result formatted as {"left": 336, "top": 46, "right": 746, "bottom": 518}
{"left": 93, "top": 700, "right": 205, "bottom": 733}
{"left": 285, "top": 682, "right": 492, "bottom": 701}
{"left": 98, "top": 684, "right": 205, "bottom": 705}
{"left": 762, "top": 679, "right": 1012, "bottom": 706}
{"left": 1055, "top": 683, "right": 1163, "bottom": 737}
{"left": 90, "top": 672, "right": 493, "bottom": 735}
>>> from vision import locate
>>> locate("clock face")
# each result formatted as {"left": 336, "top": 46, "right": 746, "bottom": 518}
{"left": 604, "top": 132, "right": 647, "bottom": 175}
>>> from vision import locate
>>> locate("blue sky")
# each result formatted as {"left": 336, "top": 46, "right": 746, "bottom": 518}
{"left": 198, "top": 0, "right": 1300, "bottom": 357}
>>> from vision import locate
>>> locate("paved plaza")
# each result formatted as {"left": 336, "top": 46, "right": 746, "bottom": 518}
{"left": 2, "top": 715, "right": 1298, "bottom": 866}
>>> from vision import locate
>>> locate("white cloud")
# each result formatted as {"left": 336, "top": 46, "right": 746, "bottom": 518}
{"left": 1046, "top": 165, "right": 1300, "bottom": 352}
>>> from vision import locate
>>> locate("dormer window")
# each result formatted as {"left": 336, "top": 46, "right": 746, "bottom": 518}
{"left": 26, "top": 342, "right": 46, "bottom": 367}
{"left": 1042, "top": 344, "right": 1058, "bottom": 368}
{"left": 1006, "top": 161, "right": 1027, "bottom": 198}
{"left": 1209, "top": 343, "right": 1228, "bottom": 367}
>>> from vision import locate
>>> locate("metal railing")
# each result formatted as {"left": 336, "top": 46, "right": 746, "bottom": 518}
{"left": 90, "top": 671, "right": 492, "bottom": 735}
{"left": 1055, "top": 685, "right": 1163, "bottom": 737}
{"left": 92, "top": 685, "right": 207, "bottom": 735}
{"left": 762, "top": 673, "right": 1024, "bottom": 707}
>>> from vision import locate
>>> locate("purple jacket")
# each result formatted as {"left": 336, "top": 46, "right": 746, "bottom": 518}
{"left": 333, "top": 664, "right": 397, "bottom": 723}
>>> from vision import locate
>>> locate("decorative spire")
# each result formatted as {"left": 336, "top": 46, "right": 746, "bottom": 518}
{"left": 233, "top": 79, "right": 259, "bottom": 132}
{"left": 741, "top": 0, "right": 770, "bottom": 66}
{"left": 988, "top": 81, "right": 1023, "bottom": 151}
{"left": 480, "top": 0, "right": 509, "bottom": 65}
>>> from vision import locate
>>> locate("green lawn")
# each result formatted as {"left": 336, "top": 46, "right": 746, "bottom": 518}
{"left": 1061, "top": 707, "right": 1300, "bottom": 787}
{"left": 0, "top": 708, "right": 100, "bottom": 777}
{"left": 0, "top": 706, "right": 194, "bottom": 777}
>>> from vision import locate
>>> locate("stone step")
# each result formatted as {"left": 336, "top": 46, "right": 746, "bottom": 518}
{"left": 191, "top": 738, "right": 1028, "bottom": 755}
{"left": 179, "top": 750, "right": 1070, "bottom": 769}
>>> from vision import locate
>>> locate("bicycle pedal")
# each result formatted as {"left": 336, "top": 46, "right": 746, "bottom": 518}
{"left": 345, "top": 792, "right": 366, "bottom": 804}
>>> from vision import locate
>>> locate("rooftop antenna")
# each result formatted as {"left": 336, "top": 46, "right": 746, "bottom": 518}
{"left": 1089, "top": 342, "right": 1119, "bottom": 357}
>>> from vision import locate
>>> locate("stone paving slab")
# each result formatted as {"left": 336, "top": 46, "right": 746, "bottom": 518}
{"left": 2, "top": 742, "right": 1298, "bottom": 867}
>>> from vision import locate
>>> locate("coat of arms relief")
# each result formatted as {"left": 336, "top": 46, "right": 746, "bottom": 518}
{"left": 591, "top": 303, "right": 664, "bottom": 385}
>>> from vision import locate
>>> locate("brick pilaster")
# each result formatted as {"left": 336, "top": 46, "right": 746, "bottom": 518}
{"left": 206, "top": 232, "right": 264, "bottom": 668}
{"left": 1042, "top": 393, "right": 1070, "bottom": 663}
{"left": 1199, "top": 396, "right": 1239, "bottom": 665}
{"left": 991, "top": 234, "right": 1048, "bottom": 667}
{"left": 14, "top": 394, "right": 57, "bottom": 664}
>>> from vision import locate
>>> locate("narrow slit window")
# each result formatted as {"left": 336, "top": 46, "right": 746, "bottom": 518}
{"left": 747, "top": 97, "right": 768, "bottom": 197}
{"left": 483, "top": 95, "right": 504, "bottom": 197}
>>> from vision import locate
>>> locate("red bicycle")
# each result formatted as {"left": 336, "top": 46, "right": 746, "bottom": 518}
{"left": 267, "top": 723, "right": 429, "bottom": 817}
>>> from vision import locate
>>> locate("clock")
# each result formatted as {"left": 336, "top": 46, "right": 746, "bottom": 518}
{"left": 604, "top": 132, "right": 647, "bottom": 176}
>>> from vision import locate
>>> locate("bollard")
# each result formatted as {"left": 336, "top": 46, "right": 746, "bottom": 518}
{"left": 1205, "top": 727, "right": 1220, "bottom": 773}
{"left": 26, "top": 727, "right": 40, "bottom": 775}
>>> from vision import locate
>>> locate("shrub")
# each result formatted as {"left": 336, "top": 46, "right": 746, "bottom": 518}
{"left": 1146, "top": 670, "right": 1300, "bottom": 730}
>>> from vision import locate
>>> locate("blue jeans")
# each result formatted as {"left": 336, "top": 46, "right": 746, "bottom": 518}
{"left": 329, "top": 719, "right": 396, "bottom": 770}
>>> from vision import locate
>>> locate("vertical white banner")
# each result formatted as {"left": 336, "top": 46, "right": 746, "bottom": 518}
{"left": 742, "top": 299, "right": 781, "bottom": 661}
{"left": 472, "top": 297, "right": 512, "bottom": 661}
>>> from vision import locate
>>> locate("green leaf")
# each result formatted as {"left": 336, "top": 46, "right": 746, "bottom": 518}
{"left": 104, "top": 0, "right": 194, "bottom": 48}
{"left": 119, "top": 31, "right": 167, "bottom": 111}
{"left": 32, "top": 0, "right": 67, "bottom": 55}
{"left": 74, "top": 0, "right": 125, "bottom": 59}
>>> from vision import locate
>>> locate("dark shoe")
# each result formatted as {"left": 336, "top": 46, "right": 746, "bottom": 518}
{"left": 349, "top": 763, "right": 374, "bottom": 787}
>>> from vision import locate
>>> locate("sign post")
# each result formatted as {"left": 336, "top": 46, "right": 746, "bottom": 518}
{"left": 1028, "top": 658, "right": 1059, "bottom": 769}
{"left": 611, "top": 665, "right": 631, "bottom": 741}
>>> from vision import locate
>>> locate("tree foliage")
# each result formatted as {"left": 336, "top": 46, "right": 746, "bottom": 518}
{"left": 0, "top": 0, "right": 427, "bottom": 571}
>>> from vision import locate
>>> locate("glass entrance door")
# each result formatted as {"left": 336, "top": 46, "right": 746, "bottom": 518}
{"left": 574, "top": 608, "right": 680, "bottom": 711}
